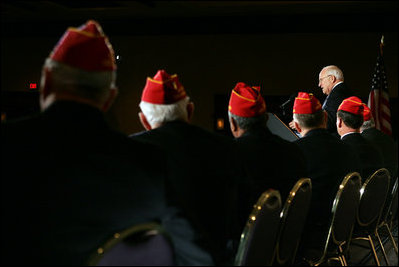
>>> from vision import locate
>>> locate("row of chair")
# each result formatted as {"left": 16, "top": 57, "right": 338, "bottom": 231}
{"left": 235, "top": 168, "right": 398, "bottom": 266}
{"left": 235, "top": 178, "right": 312, "bottom": 266}
{"left": 85, "top": 168, "right": 397, "bottom": 266}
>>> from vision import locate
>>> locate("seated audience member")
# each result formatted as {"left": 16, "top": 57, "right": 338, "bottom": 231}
{"left": 130, "top": 70, "right": 242, "bottom": 265}
{"left": 291, "top": 92, "right": 361, "bottom": 256}
{"left": 227, "top": 82, "right": 307, "bottom": 226}
{"left": 361, "top": 104, "right": 398, "bottom": 181}
{"left": 1, "top": 21, "right": 170, "bottom": 265}
{"left": 336, "top": 96, "right": 384, "bottom": 180}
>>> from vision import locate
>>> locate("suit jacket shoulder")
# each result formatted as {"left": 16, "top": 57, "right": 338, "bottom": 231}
{"left": 130, "top": 120, "right": 242, "bottom": 265}
{"left": 2, "top": 102, "right": 169, "bottom": 265}
{"left": 361, "top": 128, "right": 398, "bottom": 178}
{"left": 342, "top": 133, "right": 384, "bottom": 180}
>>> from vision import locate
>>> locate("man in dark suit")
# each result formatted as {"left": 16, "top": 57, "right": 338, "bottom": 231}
{"left": 227, "top": 82, "right": 307, "bottom": 227}
{"left": 289, "top": 65, "right": 352, "bottom": 136}
{"left": 318, "top": 65, "right": 353, "bottom": 135}
{"left": 131, "top": 70, "right": 242, "bottom": 265}
{"left": 337, "top": 96, "right": 384, "bottom": 180}
{"left": 291, "top": 92, "right": 361, "bottom": 255}
{"left": 361, "top": 104, "right": 398, "bottom": 187}
{"left": 1, "top": 21, "right": 170, "bottom": 265}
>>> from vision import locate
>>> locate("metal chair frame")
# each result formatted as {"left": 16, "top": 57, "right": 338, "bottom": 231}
{"left": 305, "top": 172, "right": 362, "bottom": 266}
{"left": 375, "top": 176, "right": 398, "bottom": 265}
{"left": 272, "top": 178, "right": 312, "bottom": 266}
{"left": 86, "top": 222, "right": 173, "bottom": 266}
{"left": 351, "top": 168, "right": 391, "bottom": 266}
{"left": 235, "top": 189, "right": 282, "bottom": 266}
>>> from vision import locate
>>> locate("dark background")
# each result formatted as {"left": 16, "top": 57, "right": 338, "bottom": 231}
{"left": 1, "top": 1, "right": 398, "bottom": 140}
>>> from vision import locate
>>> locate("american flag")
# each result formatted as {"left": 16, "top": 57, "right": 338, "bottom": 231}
{"left": 368, "top": 36, "right": 392, "bottom": 136}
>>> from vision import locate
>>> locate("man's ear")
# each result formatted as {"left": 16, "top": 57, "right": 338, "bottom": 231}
{"left": 139, "top": 112, "right": 152, "bottom": 131}
{"left": 102, "top": 87, "right": 118, "bottom": 112}
{"left": 330, "top": 75, "right": 337, "bottom": 84}
{"left": 294, "top": 121, "right": 302, "bottom": 133}
{"left": 229, "top": 116, "right": 239, "bottom": 137}
{"left": 186, "top": 101, "right": 194, "bottom": 122}
{"left": 336, "top": 116, "right": 343, "bottom": 128}
{"left": 40, "top": 68, "right": 52, "bottom": 99}
{"left": 39, "top": 68, "right": 54, "bottom": 111}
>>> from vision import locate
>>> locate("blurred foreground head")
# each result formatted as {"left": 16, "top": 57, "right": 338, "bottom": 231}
{"left": 40, "top": 20, "right": 117, "bottom": 112}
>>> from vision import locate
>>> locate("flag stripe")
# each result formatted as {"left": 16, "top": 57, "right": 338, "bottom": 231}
{"left": 367, "top": 49, "right": 392, "bottom": 136}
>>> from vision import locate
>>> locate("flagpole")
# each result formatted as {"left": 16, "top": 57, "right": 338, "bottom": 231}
{"left": 380, "top": 35, "right": 384, "bottom": 56}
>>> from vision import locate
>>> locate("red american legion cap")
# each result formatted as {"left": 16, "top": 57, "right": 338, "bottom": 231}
{"left": 50, "top": 20, "right": 116, "bottom": 71}
{"left": 338, "top": 96, "right": 364, "bottom": 116}
{"left": 228, "top": 82, "right": 266, "bottom": 117}
{"left": 293, "top": 92, "right": 322, "bottom": 114}
{"left": 141, "top": 70, "right": 187, "bottom": 104}
{"left": 363, "top": 103, "right": 372, "bottom": 121}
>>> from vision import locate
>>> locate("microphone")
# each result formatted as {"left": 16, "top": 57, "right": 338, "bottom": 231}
{"left": 280, "top": 94, "right": 296, "bottom": 109}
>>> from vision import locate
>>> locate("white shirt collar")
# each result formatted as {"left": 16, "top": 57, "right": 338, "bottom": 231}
{"left": 332, "top": 81, "right": 344, "bottom": 91}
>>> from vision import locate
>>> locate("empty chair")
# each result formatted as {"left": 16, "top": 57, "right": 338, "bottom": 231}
{"left": 303, "top": 172, "right": 362, "bottom": 266}
{"left": 350, "top": 168, "right": 390, "bottom": 266}
{"left": 272, "top": 178, "right": 312, "bottom": 265}
{"left": 235, "top": 189, "right": 282, "bottom": 266}
{"left": 375, "top": 176, "right": 398, "bottom": 265}
{"left": 86, "top": 222, "right": 175, "bottom": 266}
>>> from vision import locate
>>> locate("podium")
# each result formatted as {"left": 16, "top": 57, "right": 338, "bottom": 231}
{"left": 266, "top": 113, "right": 299, "bottom": 142}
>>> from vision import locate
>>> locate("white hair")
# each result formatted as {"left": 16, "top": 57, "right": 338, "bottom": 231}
{"left": 323, "top": 65, "right": 344, "bottom": 81}
{"left": 360, "top": 118, "right": 375, "bottom": 132}
{"left": 139, "top": 97, "right": 190, "bottom": 128}
{"left": 42, "top": 58, "right": 116, "bottom": 102}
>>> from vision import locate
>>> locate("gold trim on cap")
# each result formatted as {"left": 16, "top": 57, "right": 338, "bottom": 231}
{"left": 343, "top": 98, "right": 363, "bottom": 105}
{"left": 232, "top": 90, "right": 257, "bottom": 103}
{"left": 295, "top": 97, "right": 311, "bottom": 101}
{"left": 147, "top": 74, "right": 178, "bottom": 85}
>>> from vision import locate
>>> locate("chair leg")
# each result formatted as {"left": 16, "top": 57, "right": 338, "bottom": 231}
{"left": 375, "top": 228, "right": 390, "bottom": 265}
{"left": 338, "top": 245, "right": 348, "bottom": 266}
{"left": 367, "top": 234, "right": 380, "bottom": 266}
{"left": 384, "top": 223, "right": 398, "bottom": 254}
{"left": 326, "top": 257, "right": 344, "bottom": 266}
{"left": 339, "top": 255, "right": 347, "bottom": 266}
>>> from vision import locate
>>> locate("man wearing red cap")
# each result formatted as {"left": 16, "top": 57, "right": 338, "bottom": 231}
{"left": 291, "top": 92, "right": 361, "bottom": 257}
{"left": 131, "top": 70, "right": 242, "bottom": 265}
{"left": 2, "top": 21, "right": 170, "bottom": 265}
{"left": 227, "top": 82, "right": 306, "bottom": 225}
{"left": 337, "top": 96, "right": 384, "bottom": 180}
{"left": 361, "top": 104, "right": 398, "bottom": 184}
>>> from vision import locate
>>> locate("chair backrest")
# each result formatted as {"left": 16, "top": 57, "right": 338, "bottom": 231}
{"left": 389, "top": 177, "right": 398, "bottom": 222}
{"left": 357, "top": 168, "right": 390, "bottom": 231}
{"left": 380, "top": 176, "right": 398, "bottom": 225}
{"left": 235, "top": 189, "right": 282, "bottom": 266}
{"left": 86, "top": 222, "right": 175, "bottom": 266}
{"left": 323, "top": 172, "right": 362, "bottom": 255}
{"left": 273, "top": 178, "right": 312, "bottom": 265}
